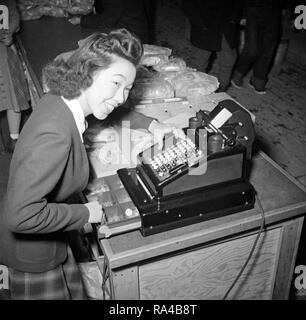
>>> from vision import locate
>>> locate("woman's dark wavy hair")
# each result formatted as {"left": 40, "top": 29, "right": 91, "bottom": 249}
{"left": 42, "top": 28, "right": 143, "bottom": 99}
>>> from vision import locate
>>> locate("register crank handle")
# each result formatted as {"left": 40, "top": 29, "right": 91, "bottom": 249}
{"left": 207, "top": 122, "right": 236, "bottom": 146}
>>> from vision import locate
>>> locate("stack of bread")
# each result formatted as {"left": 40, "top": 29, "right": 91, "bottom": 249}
{"left": 130, "top": 44, "right": 219, "bottom": 102}
{"left": 18, "top": 0, "right": 94, "bottom": 20}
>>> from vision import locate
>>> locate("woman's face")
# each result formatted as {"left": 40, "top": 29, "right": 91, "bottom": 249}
{"left": 83, "top": 55, "right": 137, "bottom": 120}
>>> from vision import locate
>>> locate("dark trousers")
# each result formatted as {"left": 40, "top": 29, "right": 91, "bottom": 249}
{"left": 202, "top": 36, "right": 237, "bottom": 89}
{"left": 235, "top": 6, "right": 281, "bottom": 87}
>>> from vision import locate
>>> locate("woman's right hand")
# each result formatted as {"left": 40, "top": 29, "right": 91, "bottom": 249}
{"left": 84, "top": 201, "right": 103, "bottom": 224}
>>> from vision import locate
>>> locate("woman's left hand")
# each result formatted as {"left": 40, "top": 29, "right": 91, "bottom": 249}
{"left": 148, "top": 120, "right": 186, "bottom": 149}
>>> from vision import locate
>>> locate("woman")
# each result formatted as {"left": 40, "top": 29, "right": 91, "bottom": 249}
{"left": 0, "top": 28, "right": 182, "bottom": 299}
{"left": 0, "top": 0, "right": 31, "bottom": 153}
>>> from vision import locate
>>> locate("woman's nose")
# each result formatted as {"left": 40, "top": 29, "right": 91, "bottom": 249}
{"left": 115, "top": 90, "right": 126, "bottom": 104}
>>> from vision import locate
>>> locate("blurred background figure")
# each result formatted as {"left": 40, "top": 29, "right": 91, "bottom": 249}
{"left": 231, "top": 0, "right": 284, "bottom": 94}
{"left": 183, "top": 0, "right": 243, "bottom": 92}
{"left": 0, "top": 0, "right": 30, "bottom": 154}
{"left": 69, "top": 0, "right": 154, "bottom": 44}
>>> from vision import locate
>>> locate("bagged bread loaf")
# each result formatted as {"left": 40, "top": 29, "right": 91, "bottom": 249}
{"left": 140, "top": 44, "right": 172, "bottom": 67}
{"left": 96, "top": 142, "right": 121, "bottom": 165}
{"left": 67, "top": 0, "right": 94, "bottom": 15}
{"left": 143, "top": 44, "right": 172, "bottom": 56}
{"left": 169, "top": 70, "right": 219, "bottom": 97}
{"left": 85, "top": 127, "right": 117, "bottom": 144}
{"left": 66, "top": 5, "right": 93, "bottom": 15}
{"left": 140, "top": 54, "right": 169, "bottom": 67}
{"left": 49, "top": 0, "right": 70, "bottom": 7}
{"left": 39, "top": 6, "right": 67, "bottom": 17}
{"left": 18, "top": 3, "right": 43, "bottom": 21}
{"left": 153, "top": 57, "right": 187, "bottom": 72}
{"left": 18, "top": 0, "right": 93, "bottom": 19}
{"left": 130, "top": 78, "right": 175, "bottom": 100}
{"left": 157, "top": 70, "right": 180, "bottom": 84}
{"left": 18, "top": 0, "right": 48, "bottom": 5}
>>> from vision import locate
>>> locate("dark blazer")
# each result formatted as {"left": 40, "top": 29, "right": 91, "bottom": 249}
{"left": 0, "top": 94, "right": 90, "bottom": 272}
{"left": 183, "top": 0, "right": 243, "bottom": 51}
{"left": 81, "top": 0, "right": 151, "bottom": 43}
{"left": 0, "top": 94, "right": 155, "bottom": 273}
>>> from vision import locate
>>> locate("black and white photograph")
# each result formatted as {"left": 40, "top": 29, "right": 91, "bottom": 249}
{"left": 0, "top": 0, "right": 306, "bottom": 305}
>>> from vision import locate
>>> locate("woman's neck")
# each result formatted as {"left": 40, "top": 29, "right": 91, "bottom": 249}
{"left": 77, "top": 93, "right": 91, "bottom": 118}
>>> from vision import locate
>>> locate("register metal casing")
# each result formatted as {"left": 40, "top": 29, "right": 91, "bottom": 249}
{"left": 116, "top": 99, "right": 256, "bottom": 236}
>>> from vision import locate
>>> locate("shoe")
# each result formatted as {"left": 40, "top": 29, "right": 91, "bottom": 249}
{"left": 231, "top": 78, "right": 243, "bottom": 89}
{"left": 5, "top": 137, "right": 17, "bottom": 154}
{"left": 248, "top": 80, "right": 266, "bottom": 95}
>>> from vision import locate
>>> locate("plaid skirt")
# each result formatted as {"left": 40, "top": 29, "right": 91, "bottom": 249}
{"left": 8, "top": 246, "right": 88, "bottom": 300}
{"left": 0, "top": 44, "right": 30, "bottom": 112}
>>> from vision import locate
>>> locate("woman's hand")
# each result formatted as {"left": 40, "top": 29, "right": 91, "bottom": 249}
{"left": 148, "top": 120, "right": 186, "bottom": 149}
{"left": 84, "top": 201, "right": 103, "bottom": 224}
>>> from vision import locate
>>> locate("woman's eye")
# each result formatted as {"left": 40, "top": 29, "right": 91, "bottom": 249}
{"left": 113, "top": 81, "right": 120, "bottom": 87}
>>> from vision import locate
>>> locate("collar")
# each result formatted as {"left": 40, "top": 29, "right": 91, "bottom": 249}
{"left": 61, "top": 96, "right": 87, "bottom": 142}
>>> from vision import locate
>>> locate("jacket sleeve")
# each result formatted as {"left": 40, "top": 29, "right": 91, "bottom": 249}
{"left": 5, "top": 124, "right": 89, "bottom": 234}
{"left": 80, "top": 0, "right": 124, "bottom": 29}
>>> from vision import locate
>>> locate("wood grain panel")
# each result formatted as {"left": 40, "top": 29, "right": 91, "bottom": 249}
{"left": 112, "top": 265, "right": 140, "bottom": 300}
{"left": 139, "top": 227, "right": 281, "bottom": 300}
{"left": 272, "top": 217, "right": 304, "bottom": 299}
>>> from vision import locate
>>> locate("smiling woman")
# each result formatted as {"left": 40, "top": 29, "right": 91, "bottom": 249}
{"left": 80, "top": 56, "right": 137, "bottom": 120}
{"left": 0, "top": 28, "right": 184, "bottom": 300}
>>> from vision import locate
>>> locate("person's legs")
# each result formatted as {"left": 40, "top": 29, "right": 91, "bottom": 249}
{"left": 251, "top": 8, "right": 281, "bottom": 91}
{"left": 201, "top": 49, "right": 212, "bottom": 73}
{"left": 232, "top": 8, "right": 260, "bottom": 86}
{"left": 216, "top": 36, "right": 237, "bottom": 91}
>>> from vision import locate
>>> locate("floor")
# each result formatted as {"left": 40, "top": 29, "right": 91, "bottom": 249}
{"left": 0, "top": 0, "right": 306, "bottom": 299}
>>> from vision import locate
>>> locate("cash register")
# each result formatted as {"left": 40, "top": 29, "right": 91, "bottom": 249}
{"left": 85, "top": 99, "right": 256, "bottom": 237}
